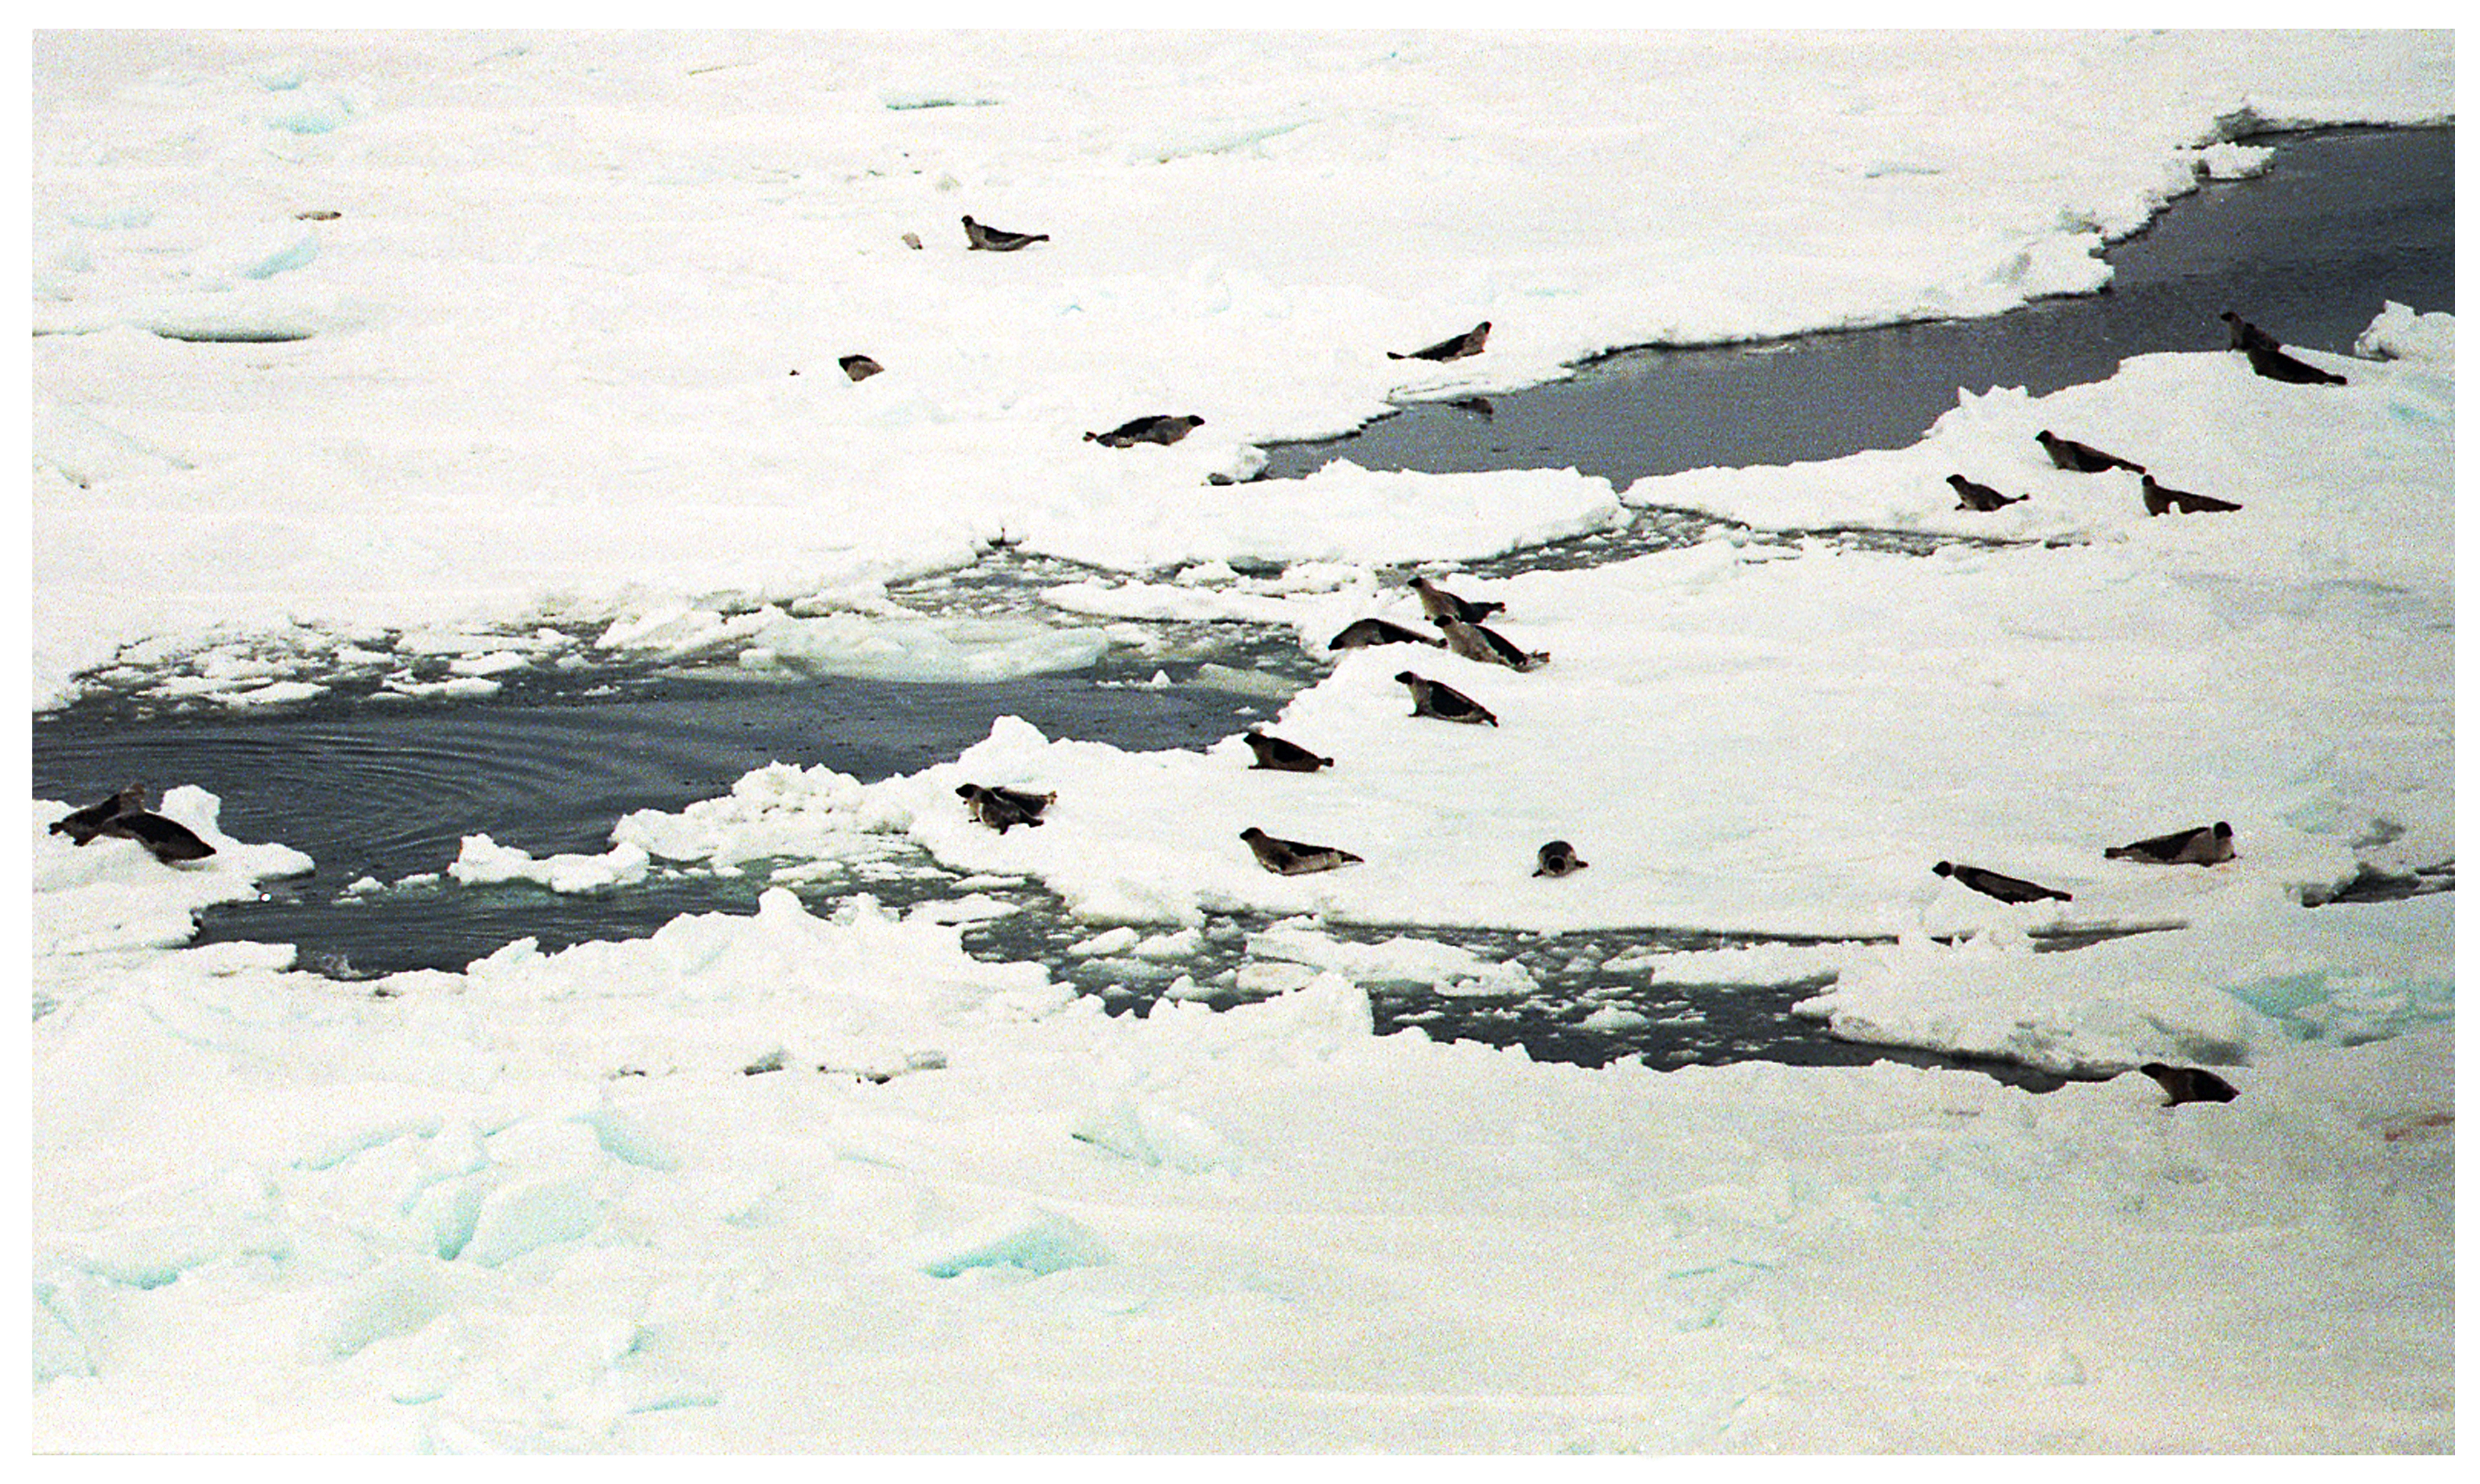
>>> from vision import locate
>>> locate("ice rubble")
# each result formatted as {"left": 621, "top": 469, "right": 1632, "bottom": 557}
{"left": 27, "top": 29, "right": 2454, "bottom": 1453}
{"left": 29, "top": 857, "right": 2455, "bottom": 1450}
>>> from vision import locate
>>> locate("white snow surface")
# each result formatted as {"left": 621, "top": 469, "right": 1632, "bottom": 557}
{"left": 27, "top": 29, "right": 2455, "bottom": 1455}
{"left": 29, "top": 870, "right": 2456, "bottom": 1451}
{"left": 29, "top": 29, "right": 2450, "bottom": 704}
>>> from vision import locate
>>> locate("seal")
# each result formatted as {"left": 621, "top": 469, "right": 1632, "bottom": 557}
{"left": 961, "top": 215, "right": 1049, "bottom": 251}
{"left": 1396, "top": 670, "right": 1498, "bottom": 726}
{"left": 1408, "top": 575, "right": 1504, "bottom": 625}
{"left": 1387, "top": 320, "right": 1491, "bottom": 362}
{"left": 2035, "top": 430, "right": 2146, "bottom": 475}
{"left": 1437, "top": 617, "right": 1547, "bottom": 671}
{"left": 1533, "top": 840, "right": 1588, "bottom": 877}
{"left": 2218, "top": 310, "right": 2282, "bottom": 356}
{"left": 1243, "top": 728, "right": 1333, "bottom": 772}
{"left": 956, "top": 782, "right": 1054, "bottom": 833}
{"left": 1933, "top": 860, "right": 2071, "bottom": 903}
{"left": 1947, "top": 473, "right": 2027, "bottom": 512}
{"left": 2243, "top": 342, "right": 2349, "bottom": 386}
{"left": 1084, "top": 414, "right": 1204, "bottom": 448}
{"left": 94, "top": 809, "right": 216, "bottom": 864}
{"left": 2137, "top": 1062, "right": 2240, "bottom": 1106}
{"left": 2105, "top": 822, "right": 2236, "bottom": 865}
{"left": 2140, "top": 474, "right": 2242, "bottom": 515}
{"left": 1240, "top": 825, "right": 1363, "bottom": 875}
{"left": 1329, "top": 617, "right": 1444, "bottom": 651}
{"left": 839, "top": 354, "right": 884, "bottom": 382}
{"left": 49, "top": 781, "right": 146, "bottom": 844}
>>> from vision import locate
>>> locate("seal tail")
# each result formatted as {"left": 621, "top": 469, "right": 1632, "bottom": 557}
{"left": 2104, "top": 846, "right": 2132, "bottom": 860}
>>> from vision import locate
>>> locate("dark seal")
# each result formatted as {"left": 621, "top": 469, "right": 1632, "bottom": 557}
{"left": 839, "top": 354, "right": 885, "bottom": 382}
{"left": 1387, "top": 320, "right": 1491, "bottom": 362}
{"left": 50, "top": 781, "right": 146, "bottom": 844}
{"left": 2141, "top": 474, "right": 2241, "bottom": 516}
{"left": 2105, "top": 822, "right": 2236, "bottom": 865}
{"left": 956, "top": 783, "right": 1054, "bottom": 833}
{"left": 1933, "top": 860, "right": 2071, "bottom": 903}
{"left": 2035, "top": 430, "right": 2146, "bottom": 475}
{"left": 1243, "top": 728, "right": 1333, "bottom": 772}
{"left": 1085, "top": 414, "right": 1204, "bottom": 448}
{"left": 2138, "top": 1062, "right": 2240, "bottom": 1106}
{"left": 1533, "top": 840, "right": 1588, "bottom": 877}
{"left": 1329, "top": 617, "right": 1443, "bottom": 652}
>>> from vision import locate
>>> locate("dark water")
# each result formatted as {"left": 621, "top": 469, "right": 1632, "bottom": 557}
{"left": 30, "top": 126, "right": 2450, "bottom": 1088}
{"left": 32, "top": 665, "right": 1278, "bottom": 976}
{"left": 1257, "top": 127, "right": 2453, "bottom": 485}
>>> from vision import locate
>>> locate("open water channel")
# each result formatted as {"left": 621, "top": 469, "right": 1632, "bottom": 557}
{"left": 31, "top": 128, "right": 2453, "bottom": 1088}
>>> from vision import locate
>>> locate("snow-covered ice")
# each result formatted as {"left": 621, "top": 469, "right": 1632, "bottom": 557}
{"left": 29, "top": 28, "right": 2450, "bottom": 705}
{"left": 29, "top": 29, "right": 2453, "bottom": 1453}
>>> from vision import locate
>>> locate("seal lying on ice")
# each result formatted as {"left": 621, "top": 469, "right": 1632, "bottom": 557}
{"left": 2105, "top": 822, "right": 2236, "bottom": 865}
{"left": 95, "top": 809, "right": 216, "bottom": 864}
{"left": 2035, "top": 429, "right": 2145, "bottom": 475}
{"left": 49, "top": 781, "right": 146, "bottom": 843}
{"left": 957, "top": 783, "right": 1055, "bottom": 833}
{"left": 1085, "top": 414, "right": 1204, "bottom": 448}
{"left": 1408, "top": 575, "right": 1504, "bottom": 625}
{"left": 2140, "top": 474, "right": 2242, "bottom": 515}
{"left": 2137, "top": 1062, "right": 2240, "bottom": 1105}
{"left": 1437, "top": 617, "right": 1547, "bottom": 672}
{"left": 1947, "top": 473, "right": 2027, "bottom": 512}
{"left": 1933, "top": 860, "right": 2071, "bottom": 903}
{"left": 1388, "top": 320, "right": 1491, "bottom": 362}
{"left": 838, "top": 354, "right": 884, "bottom": 382}
{"left": 2244, "top": 341, "right": 2349, "bottom": 386}
{"left": 1243, "top": 728, "right": 1333, "bottom": 772}
{"left": 1329, "top": 617, "right": 1443, "bottom": 652}
{"left": 1240, "top": 826, "right": 1362, "bottom": 875}
{"left": 1395, "top": 671, "right": 1498, "bottom": 727}
{"left": 961, "top": 214, "right": 1048, "bottom": 251}
{"left": 1533, "top": 840, "right": 1589, "bottom": 877}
